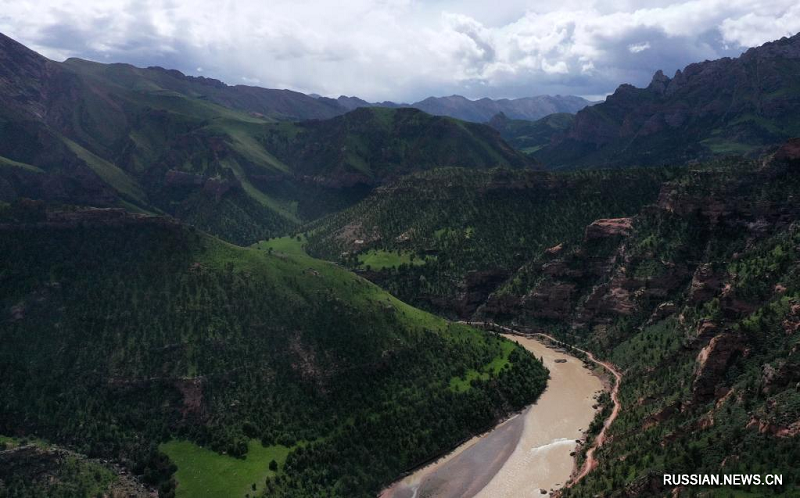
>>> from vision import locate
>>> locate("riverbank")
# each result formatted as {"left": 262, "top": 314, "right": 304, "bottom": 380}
{"left": 381, "top": 333, "right": 605, "bottom": 498}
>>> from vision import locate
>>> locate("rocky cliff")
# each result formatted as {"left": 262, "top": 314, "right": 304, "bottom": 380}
{"left": 536, "top": 33, "right": 800, "bottom": 168}
{"left": 483, "top": 141, "right": 800, "bottom": 496}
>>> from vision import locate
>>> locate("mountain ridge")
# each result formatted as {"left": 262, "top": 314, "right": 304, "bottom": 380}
{"left": 331, "top": 93, "right": 592, "bottom": 123}
{"left": 536, "top": 32, "right": 800, "bottom": 168}
{"left": 0, "top": 32, "right": 535, "bottom": 245}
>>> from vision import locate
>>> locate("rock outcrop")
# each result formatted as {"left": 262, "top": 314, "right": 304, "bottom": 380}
{"left": 584, "top": 218, "right": 633, "bottom": 240}
{"left": 692, "top": 332, "right": 748, "bottom": 403}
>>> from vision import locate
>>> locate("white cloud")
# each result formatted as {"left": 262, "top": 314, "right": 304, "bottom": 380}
{"left": 0, "top": 0, "right": 798, "bottom": 101}
{"left": 720, "top": 4, "right": 800, "bottom": 47}
{"left": 542, "top": 59, "right": 569, "bottom": 74}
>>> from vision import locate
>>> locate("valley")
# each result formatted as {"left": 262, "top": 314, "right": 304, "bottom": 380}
{"left": 2, "top": 26, "right": 800, "bottom": 498}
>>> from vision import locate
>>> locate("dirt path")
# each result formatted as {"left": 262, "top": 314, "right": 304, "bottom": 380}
{"left": 463, "top": 322, "right": 623, "bottom": 487}
{"left": 530, "top": 332, "right": 622, "bottom": 485}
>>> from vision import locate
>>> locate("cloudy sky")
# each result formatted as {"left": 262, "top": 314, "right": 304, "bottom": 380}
{"left": 2, "top": 0, "right": 800, "bottom": 101}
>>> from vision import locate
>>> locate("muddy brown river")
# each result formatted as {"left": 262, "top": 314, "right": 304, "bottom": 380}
{"left": 381, "top": 334, "right": 603, "bottom": 498}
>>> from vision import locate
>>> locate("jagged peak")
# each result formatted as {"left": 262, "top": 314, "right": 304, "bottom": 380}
{"left": 647, "top": 69, "right": 671, "bottom": 95}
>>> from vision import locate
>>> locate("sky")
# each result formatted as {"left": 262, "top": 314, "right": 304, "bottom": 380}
{"left": 1, "top": 0, "right": 800, "bottom": 102}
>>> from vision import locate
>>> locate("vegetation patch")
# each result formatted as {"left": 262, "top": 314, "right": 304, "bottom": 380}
{"left": 449, "top": 338, "right": 515, "bottom": 393}
{"left": 160, "top": 439, "right": 291, "bottom": 498}
{"left": 357, "top": 249, "right": 432, "bottom": 270}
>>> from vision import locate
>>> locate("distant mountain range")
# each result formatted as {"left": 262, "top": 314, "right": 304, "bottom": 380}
{"left": 535, "top": 32, "right": 800, "bottom": 168}
{"left": 329, "top": 94, "right": 592, "bottom": 123}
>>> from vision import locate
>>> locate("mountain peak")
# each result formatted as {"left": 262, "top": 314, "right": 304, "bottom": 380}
{"left": 0, "top": 31, "right": 52, "bottom": 116}
{"left": 647, "top": 69, "right": 671, "bottom": 95}
{"left": 0, "top": 31, "right": 40, "bottom": 57}
{"left": 537, "top": 30, "right": 800, "bottom": 167}
{"left": 741, "top": 30, "right": 800, "bottom": 60}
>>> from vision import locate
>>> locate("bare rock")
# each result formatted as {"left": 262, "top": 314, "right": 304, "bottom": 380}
{"left": 688, "top": 264, "right": 724, "bottom": 304}
{"left": 584, "top": 217, "right": 633, "bottom": 240}
{"left": 692, "top": 332, "right": 747, "bottom": 403}
{"left": 545, "top": 243, "right": 564, "bottom": 255}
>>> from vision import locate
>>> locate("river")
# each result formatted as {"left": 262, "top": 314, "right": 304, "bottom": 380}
{"left": 381, "top": 333, "right": 604, "bottom": 498}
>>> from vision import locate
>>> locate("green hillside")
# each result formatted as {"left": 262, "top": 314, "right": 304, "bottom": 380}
{"left": 258, "top": 107, "right": 534, "bottom": 185}
{"left": 304, "top": 166, "right": 678, "bottom": 317}
{"left": 488, "top": 112, "right": 575, "bottom": 154}
{"left": 0, "top": 202, "right": 547, "bottom": 498}
{"left": 0, "top": 33, "right": 533, "bottom": 246}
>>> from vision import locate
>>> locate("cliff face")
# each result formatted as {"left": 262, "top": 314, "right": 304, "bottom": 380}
{"left": 536, "top": 33, "right": 800, "bottom": 168}
{"left": 484, "top": 142, "right": 800, "bottom": 496}
{"left": 487, "top": 140, "right": 800, "bottom": 328}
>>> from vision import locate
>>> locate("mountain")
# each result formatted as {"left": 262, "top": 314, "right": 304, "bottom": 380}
{"left": 333, "top": 95, "right": 402, "bottom": 111}
{"left": 4, "top": 25, "right": 800, "bottom": 498}
{"left": 305, "top": 139, "right": 800, "bottom": 495}
{"left": 409, "top": 94, "right": 591, "bottom": 122}
{"left": 481, "top": 141, "right": 800, "bottom": 496}
{"left": 0, "top": 32, "right": 533, "bottom": 245}
{"left": 259, "top": 107, "right": 533, "bottom": 187}
{"left": 488, "top": 112, "right": 575, "bottom": 154}
{"left": 0, "top": 34, "right": 345, "bottom": 123}
{"left": 304, "top": 166, "right": 677, "bottom": 317}
{"left": 536, "top": 33, "right": 800, "bottom": 168}
{"left": 0, "top": 202, "right": 547, "bottom": 498}
{"left": 332, "top": 94, "right": 591, "bottom": 123}
{"left": 0, "top": 435, "right": 151, "bottom": 497}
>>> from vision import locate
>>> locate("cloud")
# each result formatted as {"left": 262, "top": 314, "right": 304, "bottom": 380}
{"left": 0, "top": 0, "right": 798, "bottom": 101}
{"left": 720, "top": 4, "right": 800, "bottom": 47}
{"left": 628, "top": 42, "right": 651, "bottom": 53}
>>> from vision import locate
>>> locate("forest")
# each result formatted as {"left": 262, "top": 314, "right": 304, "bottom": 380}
{"left": 0, "top": 201, "right": 547, "bottom": 497}
{"left": 304, "top": 166, "right": 680, "bottom": 317}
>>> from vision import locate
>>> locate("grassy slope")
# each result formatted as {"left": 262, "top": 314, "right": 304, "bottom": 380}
{"left": 63, "top": 137, "right": 149, "bottom": 205}
{"left": 0, "top": 154, "right": 44, "bottom": 173}
{"left": 160, "top": 439, "right": 291, "bottom": 498}
{"left": 357, "top": 249, "right": 433, "bottom": 270}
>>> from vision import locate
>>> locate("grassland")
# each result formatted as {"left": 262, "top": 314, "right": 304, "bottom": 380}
{"left": 357, "top": 249, "right": 433, "bottom": 270}
{"left": 160, "top": 439, "right": 291, "bottom": 498}
{"left": 63, "top": 137, "right": 148, "bottom": 205}
{"left": 0, "top": 154, "right": 43, "bottom": 173}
